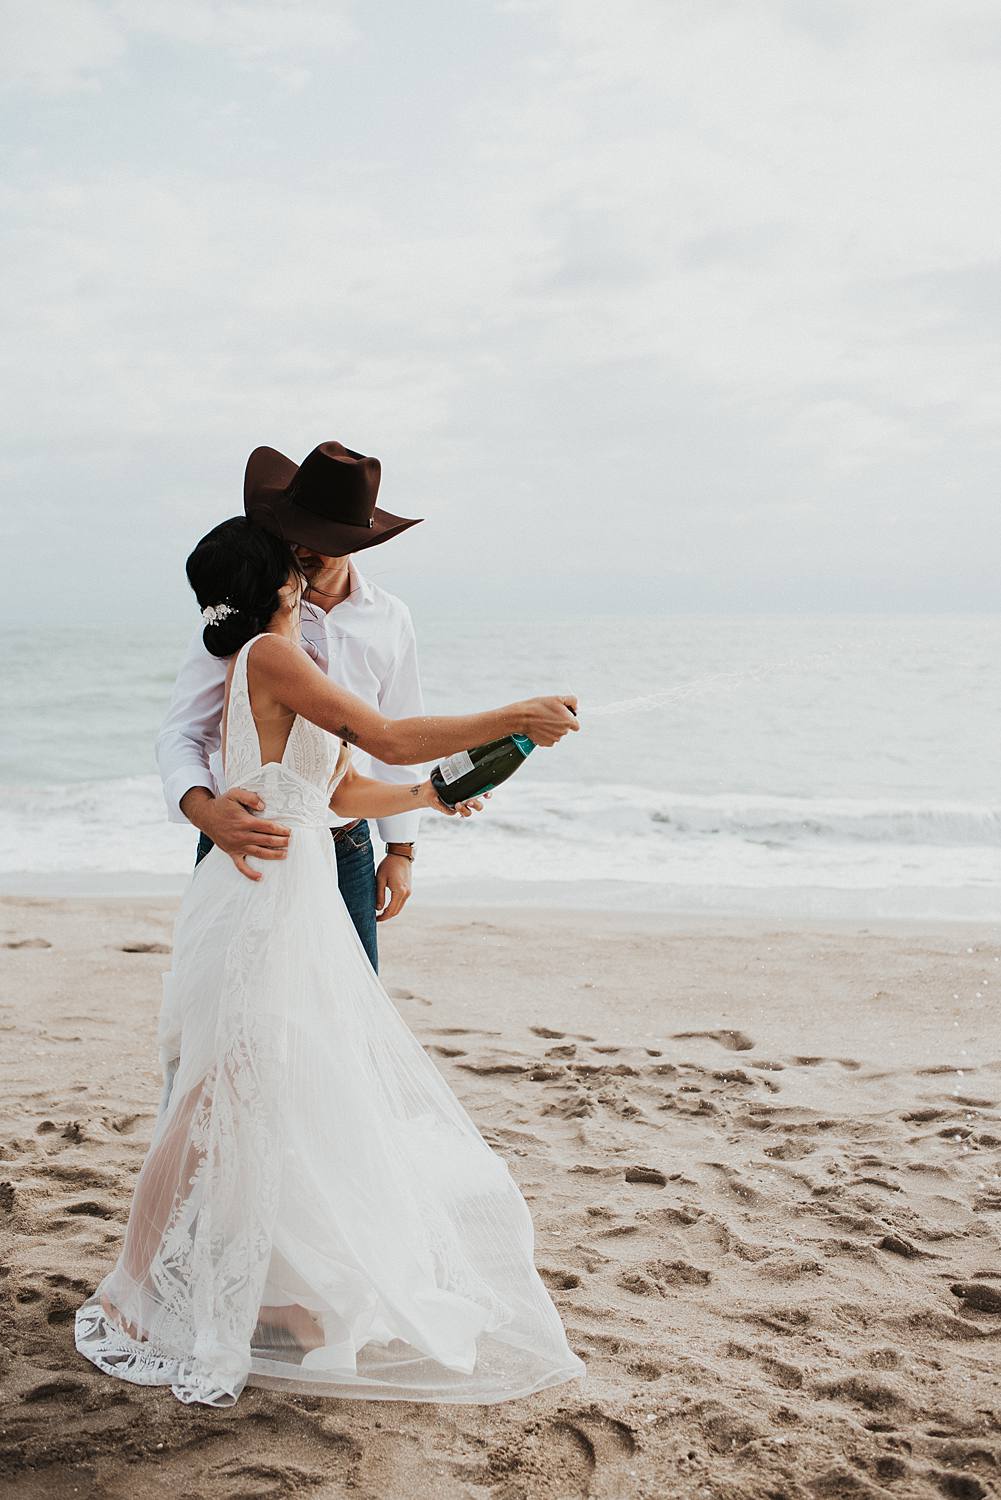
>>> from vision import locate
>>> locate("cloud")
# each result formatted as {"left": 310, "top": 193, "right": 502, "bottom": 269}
{"left": 0, "top": 0, "right": 998, "bottom": 617}
{"left": 0, "top": 0, "right": 125, "bottom": 94}
{"left": 111, "top": 0, "right": 358, "bottom": 67}
{"left": 0, "top": 0, "right": 357, "bottom": 95}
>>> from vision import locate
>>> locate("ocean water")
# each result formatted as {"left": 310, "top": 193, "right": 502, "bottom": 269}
{"left": 2, "top": 615, "right": 999, "bottom": 918}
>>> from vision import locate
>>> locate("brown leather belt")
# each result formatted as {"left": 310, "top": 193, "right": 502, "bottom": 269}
{"left": 331, "top": 819, "right": 362, "bottom": 842}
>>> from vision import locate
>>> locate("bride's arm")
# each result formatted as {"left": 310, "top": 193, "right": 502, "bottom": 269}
{"left": 252, "top": 635, "right": 578, "bottom": 763}
{"left": 330, "top": 764, "right": 480, "bottom": 819}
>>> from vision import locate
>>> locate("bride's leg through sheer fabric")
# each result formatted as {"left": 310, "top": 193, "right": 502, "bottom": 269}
{"left": 106, "top": 1062, "right": 321, "bottom": 1354}
{"left": 99, "top": 1075, "right": 208, "bottom": 1342}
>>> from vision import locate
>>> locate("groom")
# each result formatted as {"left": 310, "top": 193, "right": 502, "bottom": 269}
{"left": 157, "top": 441, "right": 425, "bottom": 975}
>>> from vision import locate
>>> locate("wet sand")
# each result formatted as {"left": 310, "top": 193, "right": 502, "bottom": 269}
{"left": 1, "top": 896, "right": 999, "bottom": 1499}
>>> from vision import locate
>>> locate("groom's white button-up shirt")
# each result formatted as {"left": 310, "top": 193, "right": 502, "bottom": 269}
{"left": 156, "top": 562, "right": 424, "bottom": 844}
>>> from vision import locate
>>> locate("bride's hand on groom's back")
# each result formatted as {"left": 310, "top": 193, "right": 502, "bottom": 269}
{"left": 188, "top": 786, "right": 292, "bottom": 883}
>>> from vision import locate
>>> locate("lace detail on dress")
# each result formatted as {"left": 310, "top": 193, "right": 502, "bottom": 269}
{"left": 77, "top": 881, "right": 284, "bottom": 1405}
{"left": 223, "top": 634, "right": 346, "bottom": 806}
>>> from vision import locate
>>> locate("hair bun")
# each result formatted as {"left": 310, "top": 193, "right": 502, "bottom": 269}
{"left": 185, "top": 517, "right": 304, "bottom": 659}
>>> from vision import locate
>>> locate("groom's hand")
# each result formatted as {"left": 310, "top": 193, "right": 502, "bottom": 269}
{"left": 180, "top": 786, "right": 291, "bottom": 883}
{"left": 375, "top": 853, "right": 413, "bottom": 923}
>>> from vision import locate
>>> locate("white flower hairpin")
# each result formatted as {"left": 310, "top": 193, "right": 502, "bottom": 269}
{"left": 202, "top": 602, "right": 237, "bottom": 626}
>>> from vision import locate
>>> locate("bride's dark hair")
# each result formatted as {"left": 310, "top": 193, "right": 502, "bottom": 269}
{"left": 185, "top": 518, "right": 307, "bottom": 659}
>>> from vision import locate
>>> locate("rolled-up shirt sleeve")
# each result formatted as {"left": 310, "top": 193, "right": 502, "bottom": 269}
{"left": 156, "top": 628, "right": 227, "bottom": 824}
{"left": 373, "top": 606, "right": 425, "bottom": 845}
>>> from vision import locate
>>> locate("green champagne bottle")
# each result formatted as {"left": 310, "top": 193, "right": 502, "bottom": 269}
{"left": 430, "top": 734, "right": 536, "bottom": 807}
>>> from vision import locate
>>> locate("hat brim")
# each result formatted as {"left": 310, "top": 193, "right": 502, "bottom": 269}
{"left": 244, "top": 445, "right": 422, "bottom": 557}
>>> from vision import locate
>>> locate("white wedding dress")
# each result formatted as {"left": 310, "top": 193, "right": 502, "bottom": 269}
{"left": 75, "top": 635, "right": 585, "bottom": 1407}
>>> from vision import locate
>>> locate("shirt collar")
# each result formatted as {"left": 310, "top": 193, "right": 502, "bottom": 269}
{"left": 347, "top": 558, "right": 374, "bottom": 606}
{"left": 300, "top": 558, "right": 373, "bottom": 628}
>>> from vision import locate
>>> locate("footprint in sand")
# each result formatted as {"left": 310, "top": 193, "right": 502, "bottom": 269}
{"left": 672, "top": 1028, "right": 755, "bottom": 1052}
{"left": 763, "top": 1138, "right": 816, "bottom": 1161}
{"left": 706, "top": 1162, "right": 764, "bottom": 1204}
{"left": 743, "top": 1304, "right": 814, "bottom": 1337}
{"left": 354, "top": 1429, "right": 471, "bottom": 1500}
{"left": 46, "top": 1271, "right": 93, "bottom": 1296}
{"left": 929, "top": 1474, "right": 990, "bottom": 1500}
{"left": 428, "top": 1026, "right": 499, "bottom": 1037}
{"left": 950, "top": 1282, "right": 1001, "bottom": 1315}
{"left": 22, "top": 1377, "right": 87, "bottom": 1403}
{"left": 757, "top": 1353, "right": 805, "bottom": 1390}
{"left": 48, "top": 1162, "right": 119, "bottom": 1189}
{"left": 389, "top": 986, "right": 431, "bottom": 1006}
{"left": 642, "top": 1204, "right": 701, "bottom": 1229}
{"left": 533, "top": 1409, "right": 636, "bottom": 1498}
{"left": 876, "top": 1234, "right": 924, "bottom": 1259}
{"left": 619, "top": 1259, "right": 711, "bottom": 1296}
{"left": 721, "top": 1341, "right": 804, "bottom": 1390}
{"left": 4, "top": 938, "right": 52, "bottom": 950}
{"left": 119, "top": 941, "right": 171, "bottom": 954}
{"left": 171, "top": 1416, "right": 362, "bottom": 1500}
{"left": 31, "top": 1119, "right": 87, "bottom": 1148}
{"left": 60, "top": 1200, "right": 119, "bottom": 1221}
{"left": 213, "top": 1459, "right": 332, "bottom": 1498}
{"left": 576, "top": 1248, "right": 611, "bottom": 1274}
{"left": 711, "top": 1067, "right": 781, "bottom": 1094}
{"left": 692, "top": 1399, "right": 762, "bottom": 1457}
{"left": 814, "top": 1373, "right": 909, "bottom": 1416}
{"left": 457, "top": 1058, "right": 528, "bottom": 1076}
{"left": 530, "top": 1026, "right": 596, "bottom": 1042}
{"left": 539, "top": 1267, "right": 583, "bottom": 1291}
{"left": 594, "top": 1222, "right": 641, "bottom": 1240}
{"left": 624, "top": 1165, "right": 667, "bottom": 1186}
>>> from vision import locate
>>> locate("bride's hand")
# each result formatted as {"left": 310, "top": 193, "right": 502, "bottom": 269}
{"left": 423, "top": 782, "right": 490, "bottom": 818}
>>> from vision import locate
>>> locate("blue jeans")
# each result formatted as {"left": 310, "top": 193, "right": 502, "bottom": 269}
{"left": 160, "top": 821, "right": 379, "bottom": 1116}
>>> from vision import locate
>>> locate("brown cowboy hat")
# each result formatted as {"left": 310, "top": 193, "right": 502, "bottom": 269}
{"left": 244, "top": 441, "right": 422, "bottom": 557}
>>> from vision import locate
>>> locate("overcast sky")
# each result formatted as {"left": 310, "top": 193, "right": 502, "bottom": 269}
{"left": 2, "top": 0, "right": 998, "bottom": 622}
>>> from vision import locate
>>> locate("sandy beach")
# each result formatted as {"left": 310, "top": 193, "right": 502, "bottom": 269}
{"left": 1, "top": 895, "right": 998, "bottom": 1500}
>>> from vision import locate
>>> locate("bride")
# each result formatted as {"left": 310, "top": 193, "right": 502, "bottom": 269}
{"left": 75, "top": 518, "right": 584, "bottom": 1408}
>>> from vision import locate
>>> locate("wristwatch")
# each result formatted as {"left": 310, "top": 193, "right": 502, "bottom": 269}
{"left": 385, "top": 842, "right": 416, "bottom": 863}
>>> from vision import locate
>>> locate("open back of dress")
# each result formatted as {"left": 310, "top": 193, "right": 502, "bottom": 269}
{"left": 75, "top": 636, "right": 585, "bottom": 1405}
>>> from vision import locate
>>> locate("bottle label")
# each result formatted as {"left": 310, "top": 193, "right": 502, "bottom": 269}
{"left": 438, "top": 750, "right": 474, "bottom": 785}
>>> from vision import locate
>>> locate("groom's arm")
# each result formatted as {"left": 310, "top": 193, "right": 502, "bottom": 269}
{"left": 156, "top": 627, "right": 290, "bottom": 881}
{"left": 372, "top": 604, "right": 425, "bottom": 847}
{"left": 371, "top": 604, "right": 424, "bottom": 922}
{"left": 155, "top": 627, "right": 228, "bottom": 823}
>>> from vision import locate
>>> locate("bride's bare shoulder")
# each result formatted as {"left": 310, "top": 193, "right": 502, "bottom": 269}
{"left": 247, "top": 633, "right": 317, "bottom": 687}
{"left": 247, "top": 633, "right": 303, "bottom": 665}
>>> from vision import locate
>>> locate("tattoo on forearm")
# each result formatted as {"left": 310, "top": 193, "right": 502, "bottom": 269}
{"left": 410, "top": 785, "right": 421, "bottom": 797}
{"left": 335, "top": 725, "right": 359, "bottom": 745}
